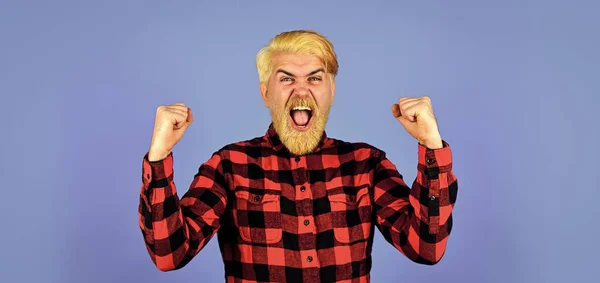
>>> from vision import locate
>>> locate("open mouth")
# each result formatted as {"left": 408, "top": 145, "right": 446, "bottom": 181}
{"left": 289, "top": 106, "right": 313, "bottom": 130}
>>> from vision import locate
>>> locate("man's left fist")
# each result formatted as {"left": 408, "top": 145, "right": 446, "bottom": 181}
{"left": 392, "top": 96, "right": 443, "bottom": 149}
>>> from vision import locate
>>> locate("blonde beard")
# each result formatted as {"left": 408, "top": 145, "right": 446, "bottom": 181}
{"left": 269, "top": 98, "right": 330, "bottom": 156}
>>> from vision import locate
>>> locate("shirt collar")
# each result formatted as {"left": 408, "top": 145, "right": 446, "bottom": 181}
{"left": 265, "top": 122, "right": 332, "bottom": 156}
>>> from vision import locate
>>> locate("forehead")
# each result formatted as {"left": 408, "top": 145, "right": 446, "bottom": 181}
{"left": 271, "top": 52, "right": 323, "bottom": 74}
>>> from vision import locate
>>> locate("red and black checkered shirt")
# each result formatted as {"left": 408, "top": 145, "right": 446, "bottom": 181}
{"left": 139, "top": 123, "right": 457, "bottom": 283}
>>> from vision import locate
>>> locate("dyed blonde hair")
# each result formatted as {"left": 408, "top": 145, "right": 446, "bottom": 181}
{"left": 256, "top": 30, "right": 339, "bottom": 84}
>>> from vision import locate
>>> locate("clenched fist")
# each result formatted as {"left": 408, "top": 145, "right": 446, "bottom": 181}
{"left": 148, "top": 103, "right": 194, "bottom": 161}
{"left": 392, "top": 96, "right": 443, "bottom": 149}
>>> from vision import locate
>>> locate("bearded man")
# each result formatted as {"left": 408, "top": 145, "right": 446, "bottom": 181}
{"left": 138, "top": 30, "right": 458, "bottom": 283}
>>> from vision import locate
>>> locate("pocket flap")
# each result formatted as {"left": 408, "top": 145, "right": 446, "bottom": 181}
{"left": 235, "top": 190, "right": 280, "bottom": 204}
{"left": 327, "top": 187, "right": 370, "bottom": 204}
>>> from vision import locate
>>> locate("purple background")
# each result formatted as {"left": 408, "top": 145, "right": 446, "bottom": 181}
{"left": 1, "top": 1, "right": 598, "bottom": 282}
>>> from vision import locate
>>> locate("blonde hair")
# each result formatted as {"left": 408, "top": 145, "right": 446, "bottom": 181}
{"left": 256, "top": 30, "right": 339, "bottom": 84}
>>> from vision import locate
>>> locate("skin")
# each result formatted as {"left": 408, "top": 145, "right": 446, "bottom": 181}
{"left": 148, "top": 103, "right": 194, "bottom": 161}
{"left": 392, "top": 96, "right": 444, "bottom": 149}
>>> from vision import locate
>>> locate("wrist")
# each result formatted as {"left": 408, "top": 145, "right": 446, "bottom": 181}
{"left": 420, "top": 135, "right": 443, "bottom": 149}
{"left": 148, "top": 149, "right": 170, "bottom": 162}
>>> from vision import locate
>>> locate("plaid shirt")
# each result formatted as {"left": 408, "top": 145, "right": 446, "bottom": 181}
{"left": 138, "top": 123, "right": 457, "bottom": 283}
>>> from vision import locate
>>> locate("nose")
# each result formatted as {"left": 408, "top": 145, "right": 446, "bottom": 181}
{"left": 295, "top": 87, "right": 308, "bottom": 96}
{"left": 293, "top": 82, "right": 311, "bottom": 97}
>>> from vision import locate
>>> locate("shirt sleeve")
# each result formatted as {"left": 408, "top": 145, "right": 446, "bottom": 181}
{"left": 372, "top": 141, "right": 457, "bottom": 264}
{"left": 138, "top": 151, "right": 229, "bottom": 271}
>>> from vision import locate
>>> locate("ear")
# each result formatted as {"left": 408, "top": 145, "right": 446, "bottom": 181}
{"left": 330, "top": 76, "right": 336, "bottom": 100}
{"left": 260, "top": 82, "right": 268, "bottom": 107}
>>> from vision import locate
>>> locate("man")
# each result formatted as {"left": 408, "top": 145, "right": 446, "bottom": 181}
{"left": 138, "top": 30, "right": 458, "bottom": 283}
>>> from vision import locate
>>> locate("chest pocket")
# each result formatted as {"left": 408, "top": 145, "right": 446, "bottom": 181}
{"left": 233, "top": 189, "right": 282, "bottom": 244}
{"left": 327, "top": 187, "right": 372, "bottom": 244}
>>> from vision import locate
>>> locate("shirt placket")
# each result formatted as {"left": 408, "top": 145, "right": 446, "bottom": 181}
{"left": 291, "top": 155, "right": 319, "bottom": 268}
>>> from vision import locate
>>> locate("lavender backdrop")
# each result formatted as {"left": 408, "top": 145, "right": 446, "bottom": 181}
{"left": 1, "top": 1, "right": 598, "bottom": 282}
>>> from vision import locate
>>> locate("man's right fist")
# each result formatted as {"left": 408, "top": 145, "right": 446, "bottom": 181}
{"left": 148, "top": 103, "right": 194, "bottom": 161}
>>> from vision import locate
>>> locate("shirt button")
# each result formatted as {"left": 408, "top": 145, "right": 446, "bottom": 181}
{"left": 304, "top": 219, "right": 310, "bottom": 226}
{"left": 307, "top": 256, "right": 313, "bottom": 262}
{"left": 430, "top": 196, "right": 436, "bottom": 200}
{"left": 300, "top": 186, "right": 306, "bottom": 192}
{"left": 426, "top": 158, "right": 435, "bottom": 164}
{"left": 254, "top": 196, "right": 261, "bottom": 202}
{"left": 295, "top": 156, "right": 300, "bottom": 162}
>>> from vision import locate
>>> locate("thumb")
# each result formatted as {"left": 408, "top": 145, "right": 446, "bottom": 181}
{"left": 391, "top": 104, "right": 401, "bottom": 118}
{"left": 392, "top": 104, "right": 414, "bottom": 127}
{"left": 174, "top": 108, "right": 194, "bottom": 130}
{"left": 180, "top": 108, "right": 194, "bottom": 130}
{"left": 186, "top": 108, "right": 194, "bottom": 125}
{"left": 396, "top": 115, "right": 415, "bottom": 129}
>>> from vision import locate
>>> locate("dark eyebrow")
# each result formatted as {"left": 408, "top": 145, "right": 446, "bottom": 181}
{"left": 276, "top": 69, "right": 295, "bottom": 77}
{"left": 275, "top": 68, "right": 325, "bottom": 77}
{"left": 307, "top": 68, "right": 324, "bottom": 76}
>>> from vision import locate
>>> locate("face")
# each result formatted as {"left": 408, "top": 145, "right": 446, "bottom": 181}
{"left": 260, "top": 52, "right": 336, "bottom": 156}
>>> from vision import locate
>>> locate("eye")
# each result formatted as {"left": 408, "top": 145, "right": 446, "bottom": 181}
{"left": 280, "top": 77, "right": 293, "bottom": 82}
{"left": 308, "top": 76, "right": 322, "bottom": 81}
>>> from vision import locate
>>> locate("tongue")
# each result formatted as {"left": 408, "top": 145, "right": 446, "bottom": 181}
{"left": 292, "top": 110, "right": 310, "bottom": 126}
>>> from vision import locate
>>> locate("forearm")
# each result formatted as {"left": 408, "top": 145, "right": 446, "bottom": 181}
{"left": 138, "top": 152, "right": 227, "bottom": 271}
{"left": 374, "top": 141, "right": 457, "bottom": 264}
{"left": 138, "top": 184, "right": 192, "bottom": 270}
{"left": 413, "top": 141, "right": 456, "bottom": 231}
{"left": 376, "top": 177, "right": 456, "bottom": 264}
{"left": 376, "top": 208, "right": 453, "bottom": 265}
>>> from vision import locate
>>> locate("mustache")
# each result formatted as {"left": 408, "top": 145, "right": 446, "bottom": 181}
{"left": 286, "top": 97, "right": 318, "bottom": 111}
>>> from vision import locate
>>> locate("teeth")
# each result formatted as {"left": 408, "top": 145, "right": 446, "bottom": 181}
{"left": 292, "top": 106, "right": 312, "bottom": 111}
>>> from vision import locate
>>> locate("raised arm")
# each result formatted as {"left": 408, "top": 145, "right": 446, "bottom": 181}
{"left": 138, "top": 103, "right": 228, "bottom": 271}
